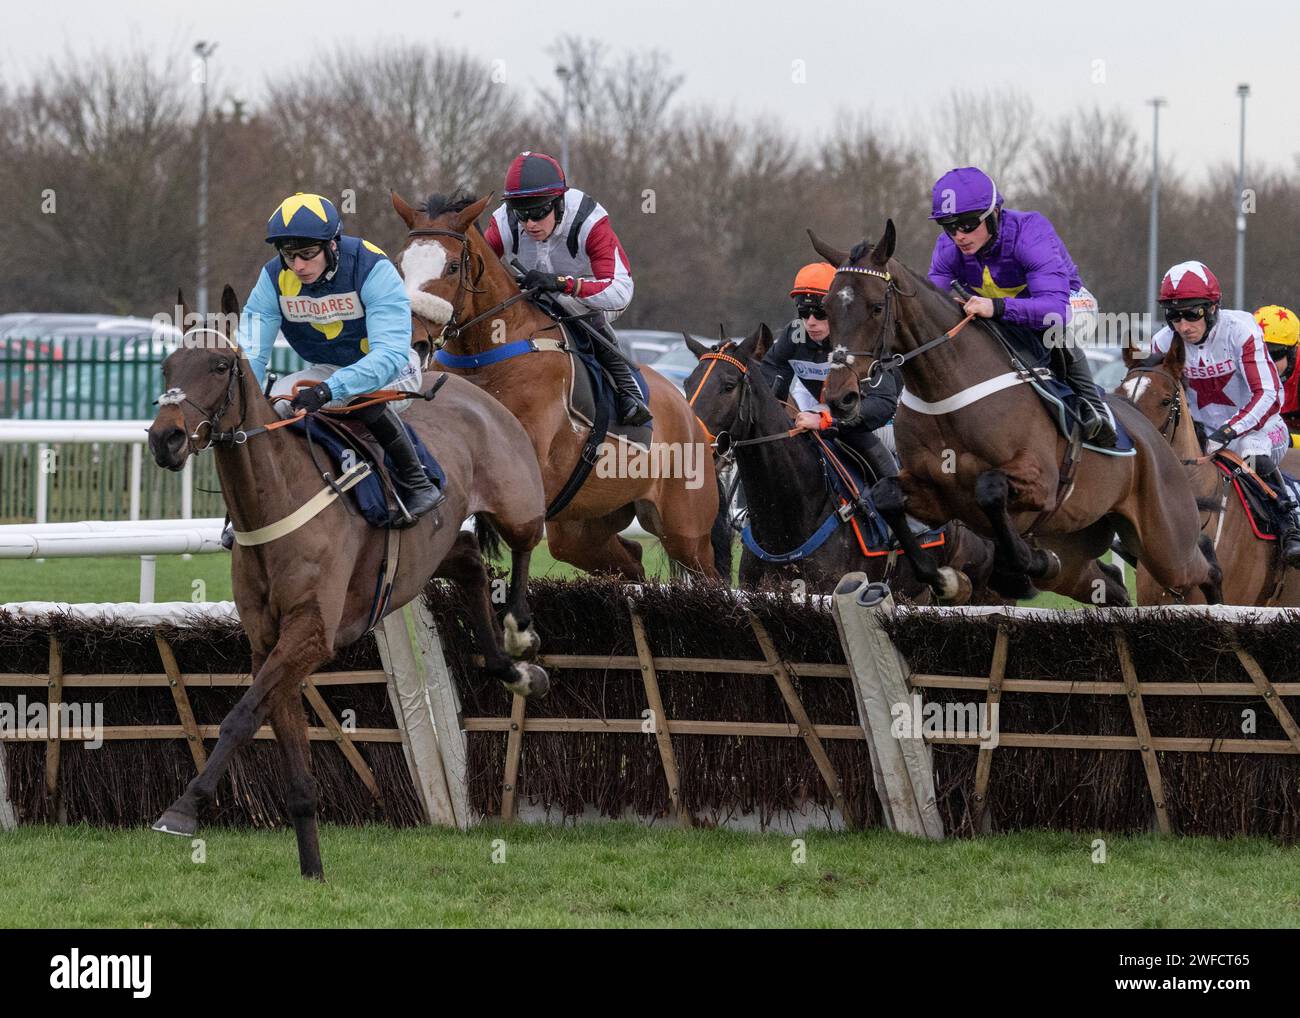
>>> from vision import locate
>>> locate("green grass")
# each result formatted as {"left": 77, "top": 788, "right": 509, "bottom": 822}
{"left": 0, "top": 541, "right": 669, "bottom": 605}
{"left": 0, "top": 544, "right": 1129, "bottom": 607}
{"left": 1, "top": 823, "right": 1295, "bottom": 928}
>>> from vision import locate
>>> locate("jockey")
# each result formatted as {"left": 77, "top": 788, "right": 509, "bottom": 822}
{"left": 1255, "top": 305, "right": 1300, "bottom": 435}
{"left": 760, "top": 262, "right": 901, "bottom": 486}
{"left": 237, "top": 192, "right": 442, "bottom": 530}
{"left": 483, "top": 151, "right": 651, "bottom": 427}
{"left": 1152, "top": 262, "right": 1300, "bottom": 565}
{"left": 926, "top": 166, "right": 1117, "bottom": 448}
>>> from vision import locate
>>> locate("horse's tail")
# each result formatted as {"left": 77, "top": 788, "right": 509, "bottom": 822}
{"left": 473, "top": 513, "right": 503, "bottom": 561}
{"left": 710, "top": 471, "right": 733, "bottom": 581}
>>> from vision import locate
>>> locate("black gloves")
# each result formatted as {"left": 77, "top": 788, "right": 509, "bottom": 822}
{"left": 1206, "top": 424, "right": 1237, "bottom": 448}
{"left": 521, "top": 269, "right": 566, "bottom": 294}
{"left": 290, "top": 381, "right": 333, "bottom": 413}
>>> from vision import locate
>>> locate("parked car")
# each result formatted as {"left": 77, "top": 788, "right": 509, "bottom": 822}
{"left": 648, "top": 337, "right": 722, "bottom": 393}
{"left": 613, "top": 329, "right": 686, "bottom": 365}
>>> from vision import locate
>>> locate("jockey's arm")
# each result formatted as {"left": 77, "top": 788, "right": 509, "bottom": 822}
{"left": 996, "top": 219, "right": 1070, "bottom": 330}
{"left": 564, "top": 218, "right": 633, "bottom": 316}
{"left": 314, "top": 261, "right": 413, "bottom": 403}
{"left": 483, "top": 218, "right": 505, "bottom": 259}
{"left": 757, "top": 323, "right": 799, "bottom": 400}
{"left": 237, "top": 271, "right": 284, "bottom": 390}
{"left": 1224, "top": 322, "right": 1283, "bottom": 435}
{"left": 926, "top": 237, "right": 960, "bottom": 293}
{"left": 857, "top": 365, "right": 900, "bottom": 431}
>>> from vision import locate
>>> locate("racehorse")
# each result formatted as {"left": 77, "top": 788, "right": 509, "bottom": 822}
{"left": 147, "top": 286, "right": 549, "bottom": 879}
{"left": 812, "top": 221, "right": 1222, "bottom": 605}
{"left": 683, "top": 323, "right": 1001, "bottom": 601}
{"left": 392, "top": 191, "right": 726, "bottom": 581}
{"left": 1119, "top": 337, "right": 1300, "bottom": 606}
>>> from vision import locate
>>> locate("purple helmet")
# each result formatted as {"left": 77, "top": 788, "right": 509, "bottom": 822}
{"left": 929, "top": 167, "right": 1002, "bottom": 220}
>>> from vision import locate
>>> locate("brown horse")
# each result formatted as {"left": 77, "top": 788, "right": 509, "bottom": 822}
{"left": 813, "top": 221, "right": 1221, "bottom": 606}
{"left": 683, "top": 323, "right": 1001, "bottom": 602}
{"left": 391, "top": 191, "right": 725, "bottom": 581}
{"left": 1118, "top": 337, "right": 1300, "bottom": 605}
{"left": 147, "top": 286, "right": 549, "bottom": 879}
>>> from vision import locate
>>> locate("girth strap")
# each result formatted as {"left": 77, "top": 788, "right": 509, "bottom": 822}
{"left": 233, "top": 461, "right": 372, "bottom": 547}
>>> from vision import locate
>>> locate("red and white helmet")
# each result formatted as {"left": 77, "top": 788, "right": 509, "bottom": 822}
{"left": 1159, "top": 260, "right": 1221, "bottom": 305}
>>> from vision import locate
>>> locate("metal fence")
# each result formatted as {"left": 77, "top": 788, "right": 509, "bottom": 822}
{"left": 0, "top": 336, "right": 303, "bottom": 420}
{"left": 0, "top": 336, "right": 303, "bottom": 522}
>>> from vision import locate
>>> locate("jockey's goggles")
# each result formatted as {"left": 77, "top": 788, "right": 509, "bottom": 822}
{"left": 1163, "top": 305, "right": 1209, "bottom": 324}
{"left": 513, "top": 199, "right": 558, "bottom": 222}
{"left": 277, "top": 242, "right": 325, "bottom": 263}
{"left": 796, "top": 301, "right": 828, "bottom": 321}
{"left": 937, "top": 210, "right": 993, "bottom": 237}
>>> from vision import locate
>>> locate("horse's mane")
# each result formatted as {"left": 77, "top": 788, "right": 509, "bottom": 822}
{"left": 421, "top": 191, "right": 479, "bottom": 218}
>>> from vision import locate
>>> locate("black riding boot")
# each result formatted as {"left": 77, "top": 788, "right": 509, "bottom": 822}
{"left": 837, "top": 425, "right": 899, "bottom": 483}
{"left": 1060, "top": 344, "right": 1118, "bottom": 448}
{"left": 587, "top": 318, "right": 652, "bottom": 426}
{"left": 1257, "top": 459, "right": 1300, "bottom": 567}
{"left": 354, "top": 403, "right": 444, "bottom": 527}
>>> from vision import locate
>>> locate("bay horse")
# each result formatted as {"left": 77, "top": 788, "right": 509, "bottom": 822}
{"left": 391, "top": 191, "right": 726, "bottom": 581}
{"left": 1118, "top": 336, "right": 1300, "bottom": 605}
{"left": 147, "top": 286, "right": 549, "bottom": 879}
{"left": 683, "top": 323, "right": 1001, "bottom": 602}
{"left": 812, "top": 221, "right": 1222, "bottom": 606}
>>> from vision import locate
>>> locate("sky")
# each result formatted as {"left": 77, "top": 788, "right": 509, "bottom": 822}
{"left": 5, "top": 0, "right": 1297, "bottom": 181}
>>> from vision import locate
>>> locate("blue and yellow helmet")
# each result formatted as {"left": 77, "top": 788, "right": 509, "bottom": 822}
{"left": 265, "top": 192, "right": 342, "bottom": 246}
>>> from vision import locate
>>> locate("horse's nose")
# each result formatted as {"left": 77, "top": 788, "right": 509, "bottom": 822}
{"left": 831, "top": 388, "right": 859, "bottom": 419}
{"left": 148, "top": 425, "right": 187, "bottom": 470}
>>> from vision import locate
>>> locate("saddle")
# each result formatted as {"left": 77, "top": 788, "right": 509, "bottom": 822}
{"left": 816, "top": 439, "right": 945, "bottom": 557}
{"left": 976, "top": 316, "right": 1138, "bottom": 457}
{"left": 285, "top": 414, "right": 445, "bottom": 530}
{"left": 1212, "top": 453, "right": 1299, "bottom": 543}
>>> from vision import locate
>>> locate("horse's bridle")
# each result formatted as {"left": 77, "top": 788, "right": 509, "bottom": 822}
{"left": 406, "top": 226, "right": 538, "bottom": 343}
{"left": 827, "top": 265, "right": 975, "bottom": 408}
{"left": 1127, "top": 367, "right": 1185, "bottom": 440}
{"left": 155, "top": 333, "right": 251, "bottom": 448}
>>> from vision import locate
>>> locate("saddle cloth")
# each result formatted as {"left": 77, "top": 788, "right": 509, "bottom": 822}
{"left": 986, "top": 323, "right": 1137, "bottom": 457}
{"left": 284, "top": 415, "right": 445, "bottom": 529}
{"left": 1214, "top": 456, "right": 1300, "bottom": 542}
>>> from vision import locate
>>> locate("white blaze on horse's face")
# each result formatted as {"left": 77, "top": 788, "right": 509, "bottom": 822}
{"left": 1120, "top": 375, "right": 1151, "bottom": 404}
{"left": 837, "top": 286, "right": 855, "bottom": 307}
{"left": 400, "top": 242, "right": 455, "bottom": 325}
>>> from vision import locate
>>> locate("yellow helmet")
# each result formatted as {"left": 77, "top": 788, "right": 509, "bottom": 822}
{"left": 1255, "top": 305, "right": 1299, "bottom": 348}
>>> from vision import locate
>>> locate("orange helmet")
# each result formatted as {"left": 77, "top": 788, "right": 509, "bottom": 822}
{"left": 790, "top": 262, "right": 835, "bottom": 298}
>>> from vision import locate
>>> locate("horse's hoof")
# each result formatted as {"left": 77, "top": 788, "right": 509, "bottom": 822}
{"left": 504, "top": 662, "right": 550, "bottom": 699}
{"left": 990, "top": 571, "right": 1038, "bottom": 601}
{"left": 152, "top": 810, "right": 197, "bottom": 837}
{"left": 503, "top": 614, "right": 541, "bottom": 661}
{"left": 936, "top": 566, "right": 973, "bottom": 606}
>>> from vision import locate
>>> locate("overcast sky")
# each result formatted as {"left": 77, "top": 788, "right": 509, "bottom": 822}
{"left": 7, "top": 0, "right": 1297, "bottom": 182}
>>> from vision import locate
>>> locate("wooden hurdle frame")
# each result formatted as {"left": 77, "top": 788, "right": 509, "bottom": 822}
{"left": 4, "top": 587, "right": 1299, "bottom": 836}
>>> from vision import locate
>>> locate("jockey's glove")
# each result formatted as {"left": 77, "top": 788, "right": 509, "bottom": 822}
{"left": 291, "top": 381, "right": 333, "bottom": 413}
{"left": 522, "top": 269, "right": 567, "bottom": 294}
{"left": 1206, "top": 424, "right": 1237, "bottom": 449}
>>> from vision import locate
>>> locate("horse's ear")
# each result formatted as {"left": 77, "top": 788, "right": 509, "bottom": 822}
{"left": 1123, "top": 340, "right": 1142, "bottom": 369}
{"left": 455, "top": 193, "right": 494, "bottom": 233}
{"left": 220, "top": 284, "right": 240, "bottom": 317}
{"left": 1166, "top": 332, "right": 1186, "bottom": 375}
{"left": 753, "top": 323, "right": 774, "bottom": 361}
{"left": 683, "top": 332, "right": 710, "bottom": 359}
{"left": 808, "top": 229, "right": 848, "bottom": 267}
{"left": 872, "top": 219, "right": 897, "bottom": 266}
{"left": 391, "top": 191, "right": 419, "bottom": 229}
{"left": 176, "top": 288, "right": 192, "bottom": 330}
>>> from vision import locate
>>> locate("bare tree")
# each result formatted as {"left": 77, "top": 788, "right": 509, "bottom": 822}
{"left": 930, "top": 86, "right": 1038, "bottom": 195}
